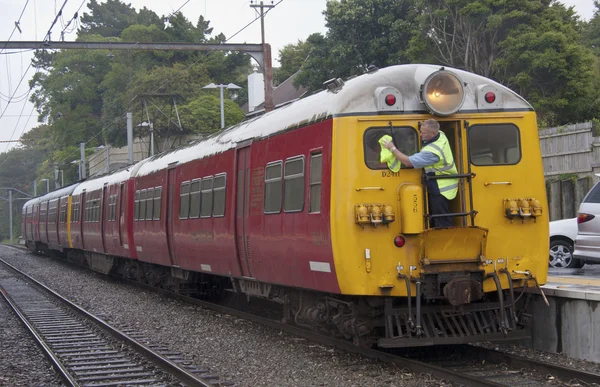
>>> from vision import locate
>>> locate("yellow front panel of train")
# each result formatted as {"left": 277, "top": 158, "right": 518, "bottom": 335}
{"left": 329, "top": 113, "right": 548, "bottom": 297}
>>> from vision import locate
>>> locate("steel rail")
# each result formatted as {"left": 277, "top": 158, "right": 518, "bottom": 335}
{"left": 467, "top": 345, "right": 600, "bottom": 385}
{"left": 111, "top": 275, "right": 506, "bottom": 387}
{"left": 6, "top": 245, "right": 600, "bottom": 386}
{"left": 0, "top": 257, "right": 217, "bottom": 387}
{"left": 0, "top": 286, "right": 79, "bottom": 387}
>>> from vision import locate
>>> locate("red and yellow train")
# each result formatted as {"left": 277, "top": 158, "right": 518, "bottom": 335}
{"left": 22, "top": 64, "right": 549, "bottom": 347}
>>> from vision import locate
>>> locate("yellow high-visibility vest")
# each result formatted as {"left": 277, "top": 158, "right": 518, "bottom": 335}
{"left": 422, "top": 132, "right": 458, "bottom": 200}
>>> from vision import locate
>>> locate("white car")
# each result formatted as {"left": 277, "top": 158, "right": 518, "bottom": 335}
{"left": 549, "top": 218, "right": 585, "bottom": 268}
{"left": 573, "top": 180, "right": 600, "bottom": 262}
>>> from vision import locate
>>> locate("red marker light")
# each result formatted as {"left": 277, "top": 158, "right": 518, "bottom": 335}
{"left": 393, "top": 236, "right": 405, "bottom": 248}
{"left": 484, "top": 92, "right": 496, "bottom": 103}
{"left": 385, "top": 94, "right": 396, "bottom": 106}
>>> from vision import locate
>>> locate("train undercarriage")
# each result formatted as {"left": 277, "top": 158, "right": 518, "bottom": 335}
{"left": 30, "top": 243, "right": 533, "bottom": 348}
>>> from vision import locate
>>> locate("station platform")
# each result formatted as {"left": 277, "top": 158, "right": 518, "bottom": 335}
{"left": 523, "top": 266, "right": 600, "bottom": 363}
{"left": 543, "top": 266, "right": 600, "bottom": 301}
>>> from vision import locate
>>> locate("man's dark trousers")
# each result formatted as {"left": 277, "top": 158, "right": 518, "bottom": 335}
{"left": 429, "top": 193, "right": 453, "bottom": 227}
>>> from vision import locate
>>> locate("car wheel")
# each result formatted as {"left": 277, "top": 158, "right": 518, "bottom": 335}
{"left": 549, "top": 239, "right": 581, "bottom": 268}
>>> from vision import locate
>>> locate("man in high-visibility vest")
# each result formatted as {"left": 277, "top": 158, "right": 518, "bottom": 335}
{"left": 381, "top": 118, "right": 458, "bottom": 227}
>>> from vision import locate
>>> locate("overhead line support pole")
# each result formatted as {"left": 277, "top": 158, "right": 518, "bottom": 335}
{"left": 250, "top": 1, "right": 275, "bottom": 112}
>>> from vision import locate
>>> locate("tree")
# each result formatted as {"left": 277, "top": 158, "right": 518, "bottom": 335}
{"left": 494, "top": 3, "right": 600, "bottom": 125}
{"left": 79, "top": 0, "right": 157, "bottom": 38}
{"left": 294, "top": 0, "right": 418, "bottom": 92}
{"left": 274, "top": 40, "right": 311, "bottom": 85}
{"left": 409, "top": 0, "right": 549, "bottom": 77}
{"left": 582, "top": 1, "right": 600, "bottom": 56}
{"left": 178, "top": 95, "right": 245, "bottom": 135}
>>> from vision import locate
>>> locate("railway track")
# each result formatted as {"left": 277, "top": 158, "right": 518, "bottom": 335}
{"left": 3, "top": 245, "right": 600, "bottom": 387}
{"left": 110, "top": 272, "right": 600, "bottom": 387}
{"left": 0, "top": 257, "right": 230, "bottom": 387}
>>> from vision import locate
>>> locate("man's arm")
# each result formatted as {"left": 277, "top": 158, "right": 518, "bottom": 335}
{"left": 382, "top": 139, "right": 439, "bottom": 169}
{"left": 388, "top": 146, "right": 413, "bottom": 167}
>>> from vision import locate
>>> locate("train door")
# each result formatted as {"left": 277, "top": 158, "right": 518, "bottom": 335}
{"left": 34, "top": 204, "right": 39, "bottom": 241}
{"left": 166, "top": 167, "right": 179, "bottom": 266}
{"left": 101, "top": 184, "right": 108, "bottom": 252}
{"left": 438, "top": 120, "right": 469, "bottom": 227}
{"left": 234, "top": 144, "right": 252, "bottom": 277}
{"left": 80, "top": 191, "right": 87, "bottom": 249}
{"left": 118, "top": 183, "right": 125, "bottom": 247}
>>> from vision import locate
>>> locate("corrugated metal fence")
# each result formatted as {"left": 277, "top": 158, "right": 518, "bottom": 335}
{"left": 539, "top": 121, "right": 600, "bottom": 220}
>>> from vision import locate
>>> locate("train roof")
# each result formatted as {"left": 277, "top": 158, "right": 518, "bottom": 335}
{"left": 72, "top": 166, "right": 139, "bottom": 195}
{"left": 23, "top": 183, "right": 80, "bottom": 207}
{"left": 133, "top": 64, "right": 533, "bottom": 177}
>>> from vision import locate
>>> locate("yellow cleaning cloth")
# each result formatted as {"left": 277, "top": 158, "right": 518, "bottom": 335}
{"left": 378, "top": 135, "right": 400, "bottom": 172}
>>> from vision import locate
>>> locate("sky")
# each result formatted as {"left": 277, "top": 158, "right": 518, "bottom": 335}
{"left": 0, "top": 0, "right": 596, "bottom": 155}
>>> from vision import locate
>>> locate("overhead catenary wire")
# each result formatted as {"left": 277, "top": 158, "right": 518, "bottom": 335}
{"left": 1, "top": 0, "right": 31, "bottom": 54}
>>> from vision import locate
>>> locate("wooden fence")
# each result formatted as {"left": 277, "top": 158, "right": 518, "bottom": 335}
{"left": 539, "top": 121, "right": 600, "bottom": 220}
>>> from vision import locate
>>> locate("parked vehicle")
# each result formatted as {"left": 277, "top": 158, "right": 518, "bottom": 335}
{"left": 549, "top": 218, "right": 583, "bottom": 268}
{"left": 574, "top": 180, "right": 600, "bottom": 262}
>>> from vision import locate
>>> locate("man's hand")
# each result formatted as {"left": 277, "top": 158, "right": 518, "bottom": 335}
{"left": 381, "top": 139, "right": 396, "bottom": 151}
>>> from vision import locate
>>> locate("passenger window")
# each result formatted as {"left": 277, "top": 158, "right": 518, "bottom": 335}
{"left": 179, "top": 182, "right": 190, "bottom": 219}
{"left": 140, "top": 191, "right": 147, "bottom": 221}
{"left": 213, "top": 174, "right": 226, "bottom": 217}
{"left": 469, "top": 124, "right": 521, "bottom": 165}
{"left": 153, "top": 187, "right": 162, "bottom": 220}
{"left": 364, "top": 126, "right": 418, "bottom": 170}
{"left": 134, "top": 191, "right": 140, "bottom": 221}
{"left": 284, "top": 156, "right": 305, "bottom": 212}
{"left": 309, "top": 153, "right": 322, "bottom": 213}
{"left": 145, "top": 190, "right": 154, "bottom": 220}
{"left": 200, "top": 177, "right": 213, "bottom": 218}
{"left": 189, "top": 180, "right": 201, "bottom": 218}
{"left": 264, "top": 162, "right": 283, "bottom": 214}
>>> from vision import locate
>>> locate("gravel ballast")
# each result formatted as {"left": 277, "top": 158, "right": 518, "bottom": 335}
{"left": 1, "top": 245, "right": 599, "bottom": 386}
{"left": 0, "top": 247, "right": 428, "bottom": 387}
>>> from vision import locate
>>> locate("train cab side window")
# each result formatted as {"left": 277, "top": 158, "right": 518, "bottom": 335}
{"left": 153, "top": 187, "right": 162, "bottom": 220}
{"left": 179, "top": 182, "right": 190, "bottom": 219}
{"left": 140, "top": 190, "right": 147, "bottom": 222}
{"left": 200, "top": 177, "right": 213, "bottom": 218}
{"left": 364, "top": 126, "right": 418, "bottom": 170}
{"left": 145, "top": 189, "right": 154, "bottom": 221}
{"left": 189, "top": 180, "right": 201, "bottom": 219}
{"left": 284, "top": 156, "right": 305, "bottom": 212}
{"left": 469, "top": 124, "right": 521, "bottom": 165}
{"left": 213, "top": 173, "right": 226, "bottom": 217}
{"left": 134, "top": 191, "right": 140, "bottom": 221}
{"left": 264, "top": 162, "right": 283, "bottom": 214}
{"left": 309, "top": 153, "right": 322, "bottom": 213}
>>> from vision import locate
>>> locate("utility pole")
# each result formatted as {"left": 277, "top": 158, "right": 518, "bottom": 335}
{"left": 80, "top": 143, "right": 86, "bottom": 179}
{"left": 250, "top": 1, "right": 275, "bottom": 112}
{"left": 127, "top": 112, "right": 134, "bottom": 164}
{"left": 8, "top": 189, "right": 12, "bottom": 244}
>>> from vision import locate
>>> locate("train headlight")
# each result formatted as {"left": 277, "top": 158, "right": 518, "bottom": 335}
{"left": 421, "top": 69, "right": 465, "bottom": 116}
